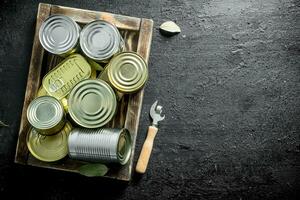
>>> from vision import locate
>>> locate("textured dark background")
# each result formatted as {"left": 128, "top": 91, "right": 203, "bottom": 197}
{"left": 0, "top": 0, "right": 299, "bottom": 199}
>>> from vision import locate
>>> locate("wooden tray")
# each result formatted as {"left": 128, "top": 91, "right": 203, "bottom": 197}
{"left": 14, "top": 3, "right": 153, "bottom": 181}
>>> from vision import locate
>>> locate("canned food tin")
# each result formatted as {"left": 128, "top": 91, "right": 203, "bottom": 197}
{"left": 80, "top": 20, "right": 124, "bottom": 63}
{"left": 68, "top": 79, "right": 117, "bottom": 128}
{"left": 27, "top": 122, "right": 72, "bottom": 162}
{"left": 98, "top": 52, "right": 148, "bottom": 96}
{"left": 39, "top": 15, "right": 80, "bottom": 57}
{"left": 68, "top": 128, "right": 131, "bottom": 165}
{"left": 42, "top": 54, "right": 92, "bottom": 100}
{"left": 27, "top": 96, "right": 65, "bottom": 135}
{"left": 36, "top": 86, "right": 69, "bottom": 112}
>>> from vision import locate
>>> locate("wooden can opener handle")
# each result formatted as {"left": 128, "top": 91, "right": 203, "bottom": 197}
{"left": 135, "top": 126, "right": 158, "bottom": 174}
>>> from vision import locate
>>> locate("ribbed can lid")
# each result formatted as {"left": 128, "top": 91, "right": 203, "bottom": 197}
{"left": 68, "top": 79, "right": 117, "bottom": 128}
{"left": 26, "top": 122, "right": 72, "bottom": 162}
{"left": 27, "top": 96, "right": 64, "bottom": 131}
{"left": 108, "top": 52, "right": 148, "bottom": 93}
{"left": 39, "top": 15, "right": 80, "bottom": 55}
{"left": 80, "top": 20, "right": 122, "bottom": 61}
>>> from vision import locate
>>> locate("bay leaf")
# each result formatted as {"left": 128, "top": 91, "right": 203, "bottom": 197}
{"left": 78, "top": 164, "right": 108, "bottom": 177}
{"left": 159, "top": 21, "right": 181, "bottom": 37}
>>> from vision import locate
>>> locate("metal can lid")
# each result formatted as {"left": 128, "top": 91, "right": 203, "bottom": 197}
{"left": 80, "top": 20, "right": 122, "bottom": 61}
{"left": 26, "top": 122, "right": 72, "bottom": 162}
{"left": 27, "top": 96, "right": 64, "bottom": 131}
{"left": 42, "top": 54, "right": 92, "bottom": 100}
{"left": 68, "top": 79, "right": 117, "bottom": 128}
{"left": 39, "top": 15, "right": 80, "bottom": 55}
{"left": 117, "top": 128, "right": 132, "bottom": 165}
{"left": 36, "top": 86, "right": 69, "bottom": 112}
{"left": 108, "top": 52, "right": 148, "bottom": 93}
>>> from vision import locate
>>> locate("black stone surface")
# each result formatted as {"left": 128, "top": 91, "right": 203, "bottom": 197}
{"left": 0, "top": 0, "right": 299, "bottom": 199}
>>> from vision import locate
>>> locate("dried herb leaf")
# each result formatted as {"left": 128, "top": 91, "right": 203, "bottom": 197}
{"left": 78, "top": 164, "right": 108, "bottom": 177}
{"left": 0, "top": 120, "right": 9, "bottom": 127}
{"left": 159, "top": 21, "right": 181, "bottom": 37}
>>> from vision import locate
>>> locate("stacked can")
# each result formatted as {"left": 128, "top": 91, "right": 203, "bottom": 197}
{"left": 26, "top": 96, "right": 72, "bottom": 162}
{"left": 27, "top": 96, "right": 66, "bottom": 135}
{"left": 68, "top": 128, "right": 132, "bottom": 165}
{"left": 27, "top": 122, "right": 72, "bottom": 162}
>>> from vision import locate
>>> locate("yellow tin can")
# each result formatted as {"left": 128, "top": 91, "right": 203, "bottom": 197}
{"left": 98, "top": 52, "right": 148, "bottom": 99}
{"left": 42, "top": 54, "right": 92, "bottom": 100}
{"left": 27, "top": 122, "right": 72, "bottom": 162}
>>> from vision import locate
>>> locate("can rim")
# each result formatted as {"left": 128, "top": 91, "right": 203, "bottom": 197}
{"left": 26, "top": 122, "right": 72, "bottom": 162}
{"left": 116, "top": 128, "right": 132, "bottom": 165}
{"left": 68, "top": 79, "right": 117, "bottom": 128}
{"left": 27, "top": 96, "right": 64, "bottom": 130}
{"left": 108, "top": 52, "right": 148, "bottom": 93}
{"left": 80, "top": 20, "right": 122, "bottom": 61}
{"left": 39, "top": 14, "right": 80, "bottom": 55}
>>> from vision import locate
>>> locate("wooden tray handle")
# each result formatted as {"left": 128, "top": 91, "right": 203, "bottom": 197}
{"left": 136, "top": 126, "right": 158, "bottom": 174}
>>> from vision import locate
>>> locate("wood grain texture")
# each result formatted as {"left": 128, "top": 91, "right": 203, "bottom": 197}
{"left": 124, "top": 18, "right": 154, "bottom": 180}
{"left": 15, "top": 3, "right": 153, "bottom": 181}
{"left": 14, "top": 3, "right": 51, "bottom": 164}
{"left": 136, "top": 126, "right": 158, "bottom": 174}
{"left": 50, "top": 5, "right": 141, "bottom": 31}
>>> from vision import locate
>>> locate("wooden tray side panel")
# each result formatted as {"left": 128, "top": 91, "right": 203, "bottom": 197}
{"left": 124, "top": 19, "right": 154, "bottom": 180}
{"left": 50, "top": 5, "right": 141, "bottom": 31}
{"left": 15, "top": 3, "right": 51, "bottom": 164}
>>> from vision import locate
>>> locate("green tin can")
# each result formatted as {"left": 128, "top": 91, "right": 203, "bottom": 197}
{"left": 27, "top": 96, "right": 65, "bottom": 136}
{"left": 98, "top": 52, "right": 148, "bottom": 99}
{"left": 68, "top": 79, "right": 117, "bottom": 128}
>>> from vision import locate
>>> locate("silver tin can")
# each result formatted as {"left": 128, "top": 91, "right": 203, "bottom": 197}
{"left": 39, "top": 15, "right": 80, "bottom": 57}
{"left": 27, "top": 96, "right": 66, "bottom": 135}
{"left": 80, "top": 20, "right": 124, "bottom": 63}
{"left": 68, "top": 128, "right": 132, "bottom": 165}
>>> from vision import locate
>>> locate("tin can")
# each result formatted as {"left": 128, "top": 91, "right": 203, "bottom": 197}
{"left": 98, "top": 52, "right": 148, "bottom": 99}
{"left": 42, "top": 54, "right": 92, "bottom": 100}
{"left": 36, "top": 86, "right": 69, "bottom": 112}
{"left": 27, "top": 122, "right": 72, "bottom": 162}
{"left": 80, "top": 20, "right": 124, "bottom": 63}
{"left": 68, "top": 79, "right": 117, "bottom": 128}
{"left": 27, "top": 96, "right": 65, "bottom": 136}
{"left": 68, "top": 128, "right": 131, "bottom": 165}
{"left": 39, "top": 15, "right": 80, "bottom": 57}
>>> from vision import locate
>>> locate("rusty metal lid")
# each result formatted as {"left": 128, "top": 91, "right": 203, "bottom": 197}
{"left": 68, "top": 79, "right": 117, "bottom": 128}
{"left": 39, "top": 15, "right": 80, "bottom": 55}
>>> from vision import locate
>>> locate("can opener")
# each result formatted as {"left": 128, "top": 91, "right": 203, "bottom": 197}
{"left": 136, "top": 100, "right": 165, "bottom": 174}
